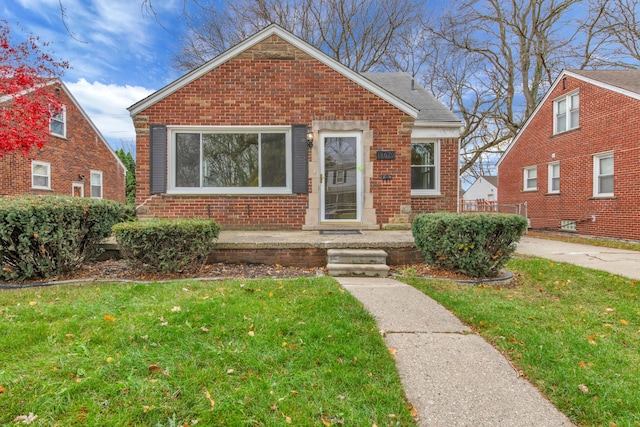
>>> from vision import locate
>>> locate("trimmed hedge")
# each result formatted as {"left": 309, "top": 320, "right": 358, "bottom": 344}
{"left": 412, "top": 212, "right": 528, "bottom": 278}
{"left": 112, "top": 219, "right": 221, "bottom": 273}
{"left": 0, "top": 195, "right": 129, "bottom": 281}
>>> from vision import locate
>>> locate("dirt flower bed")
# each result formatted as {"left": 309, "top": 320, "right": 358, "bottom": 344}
{"left": 1, "top": 260, "right": 504, "bottom": 288}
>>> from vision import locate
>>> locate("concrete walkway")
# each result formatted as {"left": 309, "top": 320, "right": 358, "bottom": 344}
{"left": 336, "top": 277, "right": 575, "bottom": 427}
{"left": 517, "top": 236, "right": 640, "bottom": 280}
{"left": 334, "top": 236, "right": 640, "bottom": 426}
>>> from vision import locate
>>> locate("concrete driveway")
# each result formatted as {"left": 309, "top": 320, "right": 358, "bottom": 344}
{"left": 516, "top": 236, "right": 640, "bottom": 280}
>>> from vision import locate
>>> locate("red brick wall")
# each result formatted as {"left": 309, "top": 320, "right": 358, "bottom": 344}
{"left": 498, "top": 75, "right": 640, "bottom": 241}
{"left": 134, "top": 35, "right": 459, "bottom": 228}
{"left": 0, "top": 84, "right": 126, "bottom": 204}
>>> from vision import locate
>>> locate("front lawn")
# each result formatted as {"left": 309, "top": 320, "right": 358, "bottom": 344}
{"left": 0, "top": 277, "right": 413, "bottom": 426}
{"left": 402, "top": 256, "right": 640, "bottom": 427}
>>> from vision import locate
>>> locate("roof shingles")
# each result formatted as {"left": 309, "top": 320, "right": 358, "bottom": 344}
{"left": 570, "top": 69, "right": 640, "bottom": 95}
{"left": 362, "top": 72, "right": 460, "bottom": 123}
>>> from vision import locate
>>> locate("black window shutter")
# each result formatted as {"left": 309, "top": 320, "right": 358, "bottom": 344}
{"left": 291, "top": 124, "right": 309, "bottom": 194}
{"left": 150, "top": 124, "right": 167, "bottom": 194}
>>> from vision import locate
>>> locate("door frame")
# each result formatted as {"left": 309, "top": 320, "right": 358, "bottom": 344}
{"left": 319, "top": 131, "right": 363, "bottom": 222}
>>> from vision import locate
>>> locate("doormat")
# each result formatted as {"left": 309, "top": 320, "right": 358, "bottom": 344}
{"left": 319, "top": 230, "right": 361, "bottom": 235}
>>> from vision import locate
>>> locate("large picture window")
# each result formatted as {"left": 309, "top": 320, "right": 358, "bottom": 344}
{"left": 170, "top": 128, "right": 290, "bottom": 194}
{"left": 411, "top": 141, "right": 440, "bottom": 195}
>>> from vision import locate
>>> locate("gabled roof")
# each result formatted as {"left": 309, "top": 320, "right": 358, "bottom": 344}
{"left": 2, "top": 79, "right": 126, "bottom": 171}
{"left": 0, "top": 78, "right": 58, "bottom": 103}
{"left": 362, "top": 72, "right": 460, "bottom": 124}
{"left": 569, "top": 69, "right": 640, "bottom": 98}
{"left": 58, "top": 80, "right": 127, "bottom": 172}
{"left": 497, "top": 69, "right": 640, "bottom": 167}
{"left": 128, "top": 24, "right": 461, "bottom": 129}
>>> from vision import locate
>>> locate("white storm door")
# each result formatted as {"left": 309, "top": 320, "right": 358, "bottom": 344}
{"left": 320, "top": 132, "right": 362, "bottom": 222}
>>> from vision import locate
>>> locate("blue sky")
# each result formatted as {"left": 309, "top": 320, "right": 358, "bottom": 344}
{"left": 5, "top": 0, "right": 196, "bottom": 152}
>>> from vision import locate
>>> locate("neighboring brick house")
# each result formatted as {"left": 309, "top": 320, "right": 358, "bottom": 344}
{"left": 128, "top": 24, "right": 461, "bottom": 230}
{"left": 497, "top": 69, "right": 640, "bottom": 241}
{"left": 1, "top": 80, "right": 127, "bottom": 204}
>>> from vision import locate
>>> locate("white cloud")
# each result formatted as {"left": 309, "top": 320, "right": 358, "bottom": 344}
{"left": 64, "top": 78, "right": 155, "bottom": 151}
{"left": 11, "top": 0, "right": 184, "bottom": 88}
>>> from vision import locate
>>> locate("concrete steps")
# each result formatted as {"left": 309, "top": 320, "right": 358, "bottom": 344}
{"left": 326, "top": 249, "right": 390, "bottom": 277}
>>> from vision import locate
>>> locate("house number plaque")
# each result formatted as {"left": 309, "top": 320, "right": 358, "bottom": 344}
{"left": 376, "top": 150, "right": 396, "bottom": 160}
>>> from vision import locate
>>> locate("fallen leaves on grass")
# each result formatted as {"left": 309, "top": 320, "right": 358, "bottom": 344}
{"left": 204, "top": 390, "right": 215, "bottom": 410}
{"left": 14, "top": 413, "right": 38, "bottom": 424}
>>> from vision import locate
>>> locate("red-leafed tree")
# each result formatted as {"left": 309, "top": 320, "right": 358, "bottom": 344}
{"left": 0, "top": 21, "right": 69, "bottom": 157}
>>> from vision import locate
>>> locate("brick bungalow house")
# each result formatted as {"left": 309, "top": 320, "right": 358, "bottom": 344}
{"left": 128, "top": 24, "right": 462, "bottom": 230}
{"left": 497, "top": 69, "right": 640, "bottom": 241}
{"left": 0, "top": 79, "right": 127, "bottom": 204}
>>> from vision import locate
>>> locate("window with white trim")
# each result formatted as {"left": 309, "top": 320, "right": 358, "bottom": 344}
{"left": 548, "top": 162, "right": 560, "bottom": 193}
{"left": 554, "top": 92, "right": 579, "bottom": 134}
{"left": 169, "top": 127, "right": 291, "bottom": 194}
{"left": 50, "top": 106, "right": 66, "bottom": 137}
{"left": 90, "top": 170, "right": 103, "bottom": 198}
{"left": 32, "top": 161, "right": 51, "bottom": 189}
{"left": 593, "top": 152, "right": 613, "bottom": 197}
{"left": 523, "top": 166, "right": 537, "bottom": 191}
{"left": 411, "top": 141, "right": 440, "bottom": 195}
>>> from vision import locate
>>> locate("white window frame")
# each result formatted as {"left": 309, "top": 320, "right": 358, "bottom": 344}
{"left": 334, "top": 169, "right": 346, "bottom": 185}
{"left": 50, "top": 105, "right": 66, "bottom": 138}
{"left": 593, "top": 152, "right": 614, "bottom": 197}
{"left": 72, "top": 182, "right": 84, "bottom": 197}
{"left": 548, "top": 162, "right": 560, "bottom": 194}
{"left": 31, "top": 160, "right": 51, "bottom": 190}
{"left": 90, "top": 170, "right": 103, "bottom": 199}
{"left": 167, "top": 126, "right": 292, "bottom": 195}
{"left": 553, "top": 91, "right": 579, "bottom": 135}
{"left": 523, "top": 166, "right": 537, "bottom": 191}
{"left": 411, "top": 140, "right": 440, "bottom": 196}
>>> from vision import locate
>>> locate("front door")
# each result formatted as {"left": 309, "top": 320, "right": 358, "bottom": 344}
{"left": 320, "top": 132, "right": 362, "bottom": 222}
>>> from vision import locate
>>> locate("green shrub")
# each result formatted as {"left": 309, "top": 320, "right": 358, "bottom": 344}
{"left": 412, "top": 212, "right": 528, "bottom": 278}
{"left": 0, "top": 195, "right": 128, "bottom": 281}
{"left": 112, "top": 219, "right": 220, "bottom": 273}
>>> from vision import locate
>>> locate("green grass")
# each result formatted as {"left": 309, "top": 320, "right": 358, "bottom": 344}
{"left": 402, "top": 256, "right": 640, "bottom": 427}
{"left": 0, "top": 277, "right": 413, "bottom": 426}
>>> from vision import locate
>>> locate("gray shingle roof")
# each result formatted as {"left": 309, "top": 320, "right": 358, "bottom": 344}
{"left": 362, "top": 72, "right": 460, "bottom": 123}
{"left": 570, "top": 69, "right": 640, "bottom": 95}
{"left": 482, "top": 176, "right": 498, "bottom": 187}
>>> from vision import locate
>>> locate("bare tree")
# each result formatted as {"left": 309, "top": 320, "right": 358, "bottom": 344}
{"left": 172, "top": 0, "right": 423, "bottom": 72}
{"left": 599, "top": 0, "right": 640, "bottom": 62}
{"left": 413, "top": 0, "right": 617, "bottom": 181}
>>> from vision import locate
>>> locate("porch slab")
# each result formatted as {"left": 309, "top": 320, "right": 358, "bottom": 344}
{"left": 101, "top": 230, "right": 422, "bottom": 268}
{"left": 215, "top": 229, "right": 415, "bottom": 249}
{"left": 210, "top": 230, "right": 422, "bottom": 268}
